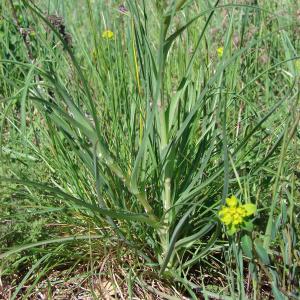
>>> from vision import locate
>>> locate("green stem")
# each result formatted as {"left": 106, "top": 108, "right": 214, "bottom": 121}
{"left": 155, "top": 11, "right": 173, "bottom": 260}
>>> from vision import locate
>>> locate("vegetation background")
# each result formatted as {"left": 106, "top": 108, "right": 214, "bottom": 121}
{"left": 0, "top": 0, "right": 299, "bottom": 299}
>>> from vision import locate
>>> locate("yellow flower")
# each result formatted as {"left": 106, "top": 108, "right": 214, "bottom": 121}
{"left": 102, "top": 30, "right": 114, "bottom": 39}
{"left": 218, "top": 195, "right": 256, "bottom": 229}
{"left": 217, "top": 47, "right": 224, "bottom": 58}
{"left": 226, "top": 195, "right": 238, "bottom": 208}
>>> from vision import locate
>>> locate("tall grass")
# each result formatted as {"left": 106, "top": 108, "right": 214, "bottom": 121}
{"left": 1, "top": 0, "right": 299, "bottom": 298}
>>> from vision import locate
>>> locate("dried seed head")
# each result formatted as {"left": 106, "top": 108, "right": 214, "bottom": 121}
{"left": 64, "top": 32, "right": 72, "bottom": 47}
{"left": 246, "top": 24, "right": 257, "bottom": 41}
{"left": 47, "top": 15, "right": 64, "bottom": 28}
{"left": 46, "top": 14, "right": 72, "bottom": 47}
{"left": 259, "top": 50, "right": 269, "bottom": 65}
{"left": 118, "top": 4, "right": 128, "bottom": 14}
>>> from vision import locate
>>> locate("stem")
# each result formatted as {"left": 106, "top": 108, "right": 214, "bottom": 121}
{"left": 131, "top": 18, "right": 144, "bottom": 145}
{"left": 154, "top": 10, "right": 173, "bottom": 260}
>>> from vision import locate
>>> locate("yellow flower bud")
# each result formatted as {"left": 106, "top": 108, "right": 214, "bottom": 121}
{"left": 102, "top": 30, "right": 114, "bottom": 39}
{"left": 217, "top": 47, "right": 224, "bottom": 58}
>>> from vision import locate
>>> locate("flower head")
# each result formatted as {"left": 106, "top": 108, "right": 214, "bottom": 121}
{"left": 217, "top": 47, "right": 224, "bottom": 58}
{"left": 102, "top": 30, "right": 114, "bottom": 39}
{"left": 218, "top": 195, "right": 256, "bottom": 234}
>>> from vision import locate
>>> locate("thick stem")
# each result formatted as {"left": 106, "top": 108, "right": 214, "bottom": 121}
{"left": 155, "top": 12, "right": 173, "bottom": 260}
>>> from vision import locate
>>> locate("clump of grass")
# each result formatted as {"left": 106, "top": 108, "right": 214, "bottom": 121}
{"left": 1, "top": 0, "right": 299, "bottom": 298}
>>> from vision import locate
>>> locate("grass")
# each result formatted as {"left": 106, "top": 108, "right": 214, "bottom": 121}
{"left": 0, "top": 0, "right": 299, "bottom": 299}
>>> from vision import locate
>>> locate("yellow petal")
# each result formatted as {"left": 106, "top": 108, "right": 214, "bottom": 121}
{"left": 233, "top": 214, "right": 243, "bottom": 225}
{"left": 226, "top": 195, "right": 238, "bottom": 208}
{"left": 243, "top": 203, "right": 256, "bottom": 216}
{"left": 237, "top": 207, "right": 246, "bottom": 217}
{"left": 221, "top": 214, "right": 232, "bottom": 225}
{"left": 218, "top": 206, "right": 229, "bottom": 216}
{"left": 229, "top": 207, "right": 237, "bottom": 214}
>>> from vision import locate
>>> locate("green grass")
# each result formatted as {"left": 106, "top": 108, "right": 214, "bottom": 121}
{"left": 1, "top": 0, "right": 299, "bottom": 299}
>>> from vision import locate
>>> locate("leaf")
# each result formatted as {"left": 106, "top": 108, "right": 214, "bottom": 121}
{"left": 243, "top": 203, "right": 257, "bottom": 216}
{"left": 254, "top": 238, "right": 270, "bottom": 265}
{"left": 0, "top": 235, "right": 102, "bottom": 259}
{"left": 160, "top": 206, "right": 196, "bottom": 274}
{"left": 241, "top": 234, "right": 253, "bottom": 259}
{"left": 242, "top": 221, "right": 254, "bottom": 232}
{"left": 181, "top": 224, "right": 220, "bottom": 269}
{"left": 10, "top": 254, "right": 51, "bottom": 300}
{"left": 0, "top": 177, "right": 158, "bottom": 227}
{"left": 175, "top": 220, "right": 214, "bottom": 249}
{"left": 227, "top": 225, "right": 237, "bottom": 236}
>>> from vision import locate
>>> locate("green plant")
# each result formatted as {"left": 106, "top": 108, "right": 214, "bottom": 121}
{"left": 1, "top": 0, "right": 299, "bottom": 298}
